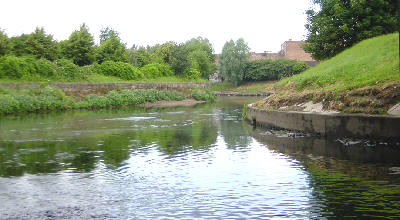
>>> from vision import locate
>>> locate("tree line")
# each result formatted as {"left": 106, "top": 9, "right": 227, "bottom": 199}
{"left": 0, "top": 24, "right": 216, "bottom": 81}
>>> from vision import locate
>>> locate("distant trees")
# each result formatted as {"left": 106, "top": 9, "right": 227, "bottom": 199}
{"left": 61, "top": 24, "right": 95, "bottom": 66}
{"left": 219, "top": 38, "right": 250, "bottom": 85}
{"left": 0, "top": 29, "right": 10, "bottom": 56}
{"left": 5, "top": 27, "right": 58, "bottom": 60}
{"left": 127, "top": 37, "right": 216, "bottom": 79}
{"left": 304, "top": 0, "right": 399, "bottom": 60}
{"left": 0, "top": 25, "right": 218, "bottom": 81}
{"left": 96, "top": 27, "right": 128, "bottom": 63}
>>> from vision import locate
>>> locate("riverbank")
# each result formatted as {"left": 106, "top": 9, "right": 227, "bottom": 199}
{"left": 0, "top": 85, "right": 215, "bottom": 115}
{"left": 252, "top": 33, "right": 399, "bottom": 115}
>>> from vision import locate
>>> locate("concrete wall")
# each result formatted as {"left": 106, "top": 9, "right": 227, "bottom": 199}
{"left": 246, "top": 105, "right": 400, "bottom": 140}
{"left": 0, "top": 82, "right": 211, "bottom": 96}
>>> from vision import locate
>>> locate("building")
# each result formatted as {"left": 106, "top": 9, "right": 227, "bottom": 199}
{"left": 248, "top": 40, "right": 318, "bottom": 66}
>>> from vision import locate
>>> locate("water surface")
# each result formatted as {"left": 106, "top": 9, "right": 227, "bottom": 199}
{"left": 1, "top": 97, "right": 399, "bottom": 219}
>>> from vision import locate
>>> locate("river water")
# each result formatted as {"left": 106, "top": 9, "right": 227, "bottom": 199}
{"left": 0, "top": 97, "right": 399, "bottom": 219}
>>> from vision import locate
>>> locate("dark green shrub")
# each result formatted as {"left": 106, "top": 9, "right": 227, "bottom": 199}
{"left": 98, "top": 61, "right": 143, "bottom": 80}
{"left": 0, "top": 55, "right": 36, "bottom": 79}
{"left": 140, "top": 63, "right": 173, "bottom": 78}
{"left": 184, "top": 68, "right": 201, "bottom": 80}
{"left": 244, "top": 59, "right": 309, "bottom": 81}
{"left": 290, "top": 62, "right": 309, "bottom": 76}
{"left": 55, "top": 59, "right": 87, "bottom": 81}
{"left": 141, "top": 64, "right": 161, "bottom": 78}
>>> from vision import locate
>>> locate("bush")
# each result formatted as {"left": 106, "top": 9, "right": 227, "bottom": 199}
{"left": 184, "top": 68, "right": 201, "bottom": 80}
{"left": 244, "top": 59, "right": 309, "bottom": 81}
{"left": 191, "top": 89, "right": 216, "bottom": 102}
{"left": 140, "top": 63, "right": 174, "bottom": 78}
{"left": 0, "top": 56, "right": 89, "bottom": 81}
{"left": 98, "top": 61, "right": 143, "bottom": 80}
{"left": 55, "top": 59, "right": 87, "bottom": 81}
{"left": 3, "top": 56, "right": 59, "bottom": 79}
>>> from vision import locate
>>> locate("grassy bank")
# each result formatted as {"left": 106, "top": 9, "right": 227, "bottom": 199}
{"left": 211, "top": 81, "right": 277, "bottom": 94}
{"left": 0, "top": 86, "right": 216, "bottom": 115}
{"left": 254, "top": 33, "right": 400, "bottom": 114}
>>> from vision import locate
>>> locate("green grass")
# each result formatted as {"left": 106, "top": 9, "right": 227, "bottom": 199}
{"left": 277, "top": 33, "right": 399, "bottom": 92}
{"left": 211, "top": 81, "right": 276, "bottom": 93}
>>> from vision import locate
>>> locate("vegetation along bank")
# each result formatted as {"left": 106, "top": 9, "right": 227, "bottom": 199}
{"left": 0, "top": 85, "right": 216, "bottom": 115}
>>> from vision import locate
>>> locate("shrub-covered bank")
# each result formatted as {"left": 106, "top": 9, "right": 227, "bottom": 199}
{"left": 0, "top": 86, "right": 215, "bottom": 115}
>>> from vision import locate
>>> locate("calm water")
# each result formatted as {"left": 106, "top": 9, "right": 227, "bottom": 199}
{"left": 0, "top": 97, "right": 400, "bottom": 219}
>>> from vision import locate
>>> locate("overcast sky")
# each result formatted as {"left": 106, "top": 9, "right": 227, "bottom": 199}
{"left": 0, "top": 0, "right": 313, "bottom": 53}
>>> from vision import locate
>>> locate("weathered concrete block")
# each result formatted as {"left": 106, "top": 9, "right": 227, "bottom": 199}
{"left": 247, "top": 105, "right": 400, "bottom": 140}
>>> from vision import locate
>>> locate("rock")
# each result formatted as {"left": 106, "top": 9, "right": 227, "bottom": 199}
{"left": 299, "top": 101, "right": 339, "bottom": 113}
{"left": 301, "top": 101, "right": 323, "bottom": 112}
{"left": 388, "top": 103, "right": 400, "bottom": 116}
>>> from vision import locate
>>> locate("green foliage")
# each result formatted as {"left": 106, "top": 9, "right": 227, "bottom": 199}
{"left": 244, "top": 59, "right": 309, "bottom": 81}
{"left": 304, "top": 0, "right": 398, "bottom": 60}
{"left": 0, "top": 86, "right": 191, "bottom": 115}
{"left": 219, "top": 38, "right": 250, "bottom": 85}
{"left": 140, "top": 63, "right": 173, "bottom": 78}
{"left": 0, "top": 55, "right": 89, "bottom": 81}
{"left": 129, "top": 47, "right": 152, "bottom": 67}
{"left": 170, "top": 43, "right": 191, "bottom": 76}
{"left": 61, "top": 24, "right": 95, "bottom": 66}
{"left": 96, "top": 30, "right": 128, "bottom": 63}
{"left": 0, "top": 86, "right": 72, "bottom": 114}
{"left": 184, "top": 68, "right": 201, "bottom": 80}
{"left": 54, "top": 59, "right": 87, "bottom": 81}
{"left": 98, "top": 61, "right": 143, "bottom": 80}
{"left": 7, "top": 27, "right": 58, "bottom": 61}
{"left": 242, "top": 104, "right": 248, "bottom": 118}
{"left": 0, "top": 55, "right": 57, "bottom": 79}
{"left": 277, "top": 33, "right": 399, "bottom": 91}
{"left": 0, "top": 29, "right": 11, "bottom": 56}
{"left": 185, "top": 37, "right": 216, "bottom": 78}
{"left": 191, "top": 89, "right": 216, "bottom": 102}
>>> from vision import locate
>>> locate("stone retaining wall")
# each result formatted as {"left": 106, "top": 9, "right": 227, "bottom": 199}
{"left": 0, "top": 82, "right": 211, "bottom": 96}
{"left": 246, "top": 104, "right": 400, "bottom": 140}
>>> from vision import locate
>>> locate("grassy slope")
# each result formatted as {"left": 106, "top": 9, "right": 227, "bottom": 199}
{"left": 277, "top": 33, "right": 399, "bottom": 92}
{"left": 211, "top": 81, "right": 277, "bottom": 94}
{"left": 255, "top": 33, "right": 400, "bottom": 114}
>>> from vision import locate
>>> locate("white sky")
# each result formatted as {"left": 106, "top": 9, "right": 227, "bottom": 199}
{"left": 0, "top": 0, "right": 312, "bottom": 53}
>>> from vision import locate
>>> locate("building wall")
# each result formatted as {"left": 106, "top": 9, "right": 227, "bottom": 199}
{"left": 281, "top": 41, "right": 314, "bottom": 62}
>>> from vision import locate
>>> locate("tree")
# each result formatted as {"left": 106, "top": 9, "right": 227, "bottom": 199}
{"left": 62, "top": 24, "right": 95, "bottom": 66}
{"left": 169, "top": 43, "right": 191, "bottom": 76}
{"left": 303, "top": 0, "right": 398, "bottom": 60}
{"left": 8, "top": 27, "right": 58, "bottom": 60}
{"left": 185, "top": 37, "right": 216, "bottom": 78}
{"left": 0, "top": 29, "right": 11, "bottom": 56}
{"left": 219, "top": 38, "right": 250, "bottom": 85}
{"left": 99, "top": 27, "right": 119, "bottom": 43}
{"left": 96, "top": 29, "right": 128, "bottom": 63}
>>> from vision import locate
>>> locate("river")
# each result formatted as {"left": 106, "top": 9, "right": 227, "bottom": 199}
{"left": 0, "top": 97, "right": 399, "bottom": 219}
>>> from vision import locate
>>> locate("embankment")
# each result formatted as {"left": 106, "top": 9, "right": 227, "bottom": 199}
{"left": 246, "top": 104, "right": 400, "bottom": 140}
